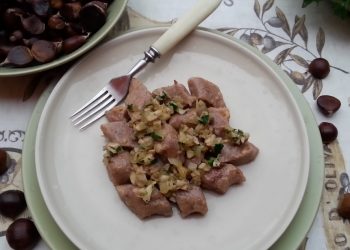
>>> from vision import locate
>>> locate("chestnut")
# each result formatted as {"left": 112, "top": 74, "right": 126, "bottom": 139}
{"left": 0, "top": 190, "right": 27, "bottom": 219}
{"left": 30, "top": 0, "right": 50, "bottom": 17}
{"left": 2, "top": 45, "right": 33, "bottom": 66}
{"left": 48, "top": 13, "right": 65, "bottom": 30}
{"left": 319, "top": 122, "right": 338, "bottom": 144}
{"left": 309, "top": 58, "right": 330, "bottom": 79}
{"left": 9, "top": 30, "right": 23, "bottom": 43}
{"left": 79, "top": 1, "right": 107, "bottom": 32}
{"left": 31, "top": 39, "right": 58, "bottom": 63}
{"left": 3, "top": 8, "right": 24, "bottom": 30}
{"left": 338, "top": 193, "right": 350, "bottom": 220}
{"left": 60, "top": 2, "right": 81, "bottom": 21}
{"left": 62, "top": 34, "right": 88, "bottom": 54}
{"left": 50, "top": 0, "right": 63, "bottom": 9}
{"left": 316, "top": 95, "right": 341, "bottom": 116}
{"left": 22, "top": 37, "right": 39, "bottom": 47}
{"left": 64, "top": 22, "right": 84, "bottom": 37}
{"left": 0, "top": 45, "right": 13, "bottom": 62}
{"left": 6, "top": 218, "right": 40, "bottom": 250}
{"left": 20, "top": 15, "right": 46, "bottom": 35}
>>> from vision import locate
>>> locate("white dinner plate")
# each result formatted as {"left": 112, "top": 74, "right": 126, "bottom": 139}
{"left": 35, "top": 27, "right": 310, "bottom": 250}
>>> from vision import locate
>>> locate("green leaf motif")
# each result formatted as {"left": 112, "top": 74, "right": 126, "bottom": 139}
{"left": 262, "top": 0, "right": 274, "bottom": 15}
{"left": 290, "top": 71, "right": 307, "bottom": 85}
{"left": 316, "top": 27, "right": 325, "bottom": 56}
{"left": 275, "top": 6, "right": 291, "bottom": 37}
{"left": 301, "top": 76, "right": 314, "bottom": 93}
{"left": 227, "top": 28, "right": 240, "bottom": 36}
{"left": 291, "top": 14, "right": 306, "bottom": 41}
{"left": 150, "top": 132, "right": 163, "bottom": 141}
{"left": 295, "top": 15, "right": 309, "bottom": 48}
{"left": 273, "top": 46, "right": 296, "bottom": 65}
{"left": 312, "top": 79, "right": 323, "bottom": 99}
{"left": 254, "top": 0, "right": 261, "bottom": 18}
{"left": 217, "top": 28, "right": 240, "bottom": 37}
{"left": 289, "top": 54, "right": 309, "bottom": 68}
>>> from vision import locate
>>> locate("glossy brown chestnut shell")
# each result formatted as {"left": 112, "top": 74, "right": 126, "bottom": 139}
{"left": 316, "top": 95, "right": 341, "bottom": 116}
{"left": 319, "top": 122, "right": 338, "bottom": 144}
{"left": 309, "top": 58, "right": 330, "bottom": 79}
{"left": 6, "top": 218, "right": 40, "bottom": 250}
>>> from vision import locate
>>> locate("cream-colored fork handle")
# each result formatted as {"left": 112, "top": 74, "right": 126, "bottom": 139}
{"left": 152, "top": 0, "right": 222, "bottom": 56}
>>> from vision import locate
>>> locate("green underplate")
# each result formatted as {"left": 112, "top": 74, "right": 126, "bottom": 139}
{"left": 22, "top": 28, "right": 324, "bottom": 250}
{"left": 0, "top": 0, "right": 127, "bottom": 77}
{"left": 22, "top": 82, "right": 77, "bottom": 250}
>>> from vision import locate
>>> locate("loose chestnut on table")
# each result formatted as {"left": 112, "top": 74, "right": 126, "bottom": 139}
{"left": 317, "top": 95, "right": 341, "bottom": 116}
{"left": 6, "top": 218, "right": 41, "bottom": 250}
{"left": 308, "top": 58, "right": 330, "bottom": 79}
{"left": 319, "top": 122, "right": 338, "bottom": 144}
{"left": 338, "top": 193, "right": 350, "bottom": 220}
{"left": 0, "top": 190, "right": 27, "bottom": 219}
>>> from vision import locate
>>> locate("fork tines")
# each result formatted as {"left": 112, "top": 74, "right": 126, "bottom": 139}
{"left": 70, "top": 87, "right": 117, "bottom": 130}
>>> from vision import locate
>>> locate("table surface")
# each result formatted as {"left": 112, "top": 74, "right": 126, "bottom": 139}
{"left": 1, "top": 0, "right": 350, "bottom": 249}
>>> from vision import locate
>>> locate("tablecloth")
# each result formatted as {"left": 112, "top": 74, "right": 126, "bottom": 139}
{"left": 1, "top": 0, "right": 350, "bottom": 249}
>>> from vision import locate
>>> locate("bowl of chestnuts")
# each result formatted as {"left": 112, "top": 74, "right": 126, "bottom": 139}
{"left": 0, "top": 0, "right": 128, "bottom": 77}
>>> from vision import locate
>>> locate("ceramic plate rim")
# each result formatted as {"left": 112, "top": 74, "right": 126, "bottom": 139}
{"left": 22, "top": 83, "right": 77, "bottom": 250}
{"left": 35, "top": 27, "right": 312, "bottom": 250}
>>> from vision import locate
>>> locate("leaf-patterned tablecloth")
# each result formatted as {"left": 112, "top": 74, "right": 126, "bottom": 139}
{"left": 1, "top": 0, "right": 350, "bottom": 249}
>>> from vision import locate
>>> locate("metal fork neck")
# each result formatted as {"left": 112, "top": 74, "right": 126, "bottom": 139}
{"left": 127, "top": 46, "right": 161, "bottom": 77}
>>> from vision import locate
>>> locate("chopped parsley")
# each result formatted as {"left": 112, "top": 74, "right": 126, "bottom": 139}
{"left": 168, "top": 102, "right": 178, "bottom": 112}
{"left": 150, "top": 158, "right": 158, "bottom": 164}
{"left": 204, "top": 143, "right": 224, "bottom": 166}
{"left": 104, "top": 143, "right": 123, "bottom": 158}
{"left": 207, "top": 157, "right": 215, "bottom": 166}
{"left": 198, "top": 114, "right": 209, "bottom": 125}
{"left": 150, "top": 132, "right": 163, "bottom": 141}
{"left": 156, "top": 91, "right": 169, "bottom": 102}
{"left": 213, "top": 143, "right": 224, "bottom": 156}
{"left": 127, "top": 104, "right": 133, "bottom": 111}
{"left": 207, "top": 157, "right": 220, "bottom": 167}
{"left": 226, "top": 128, "right": 249, "bottom": 145}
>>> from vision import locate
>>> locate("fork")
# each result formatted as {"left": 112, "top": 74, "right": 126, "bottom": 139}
{"left": 70, "top": 0, "right": 222, "bottom": 130}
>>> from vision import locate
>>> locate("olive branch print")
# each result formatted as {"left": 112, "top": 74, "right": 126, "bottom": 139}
{"left": 218, "top": 0, "right": 349, "bottom": 99}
